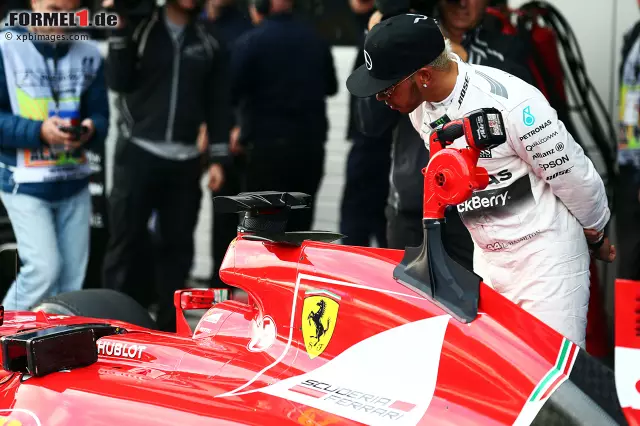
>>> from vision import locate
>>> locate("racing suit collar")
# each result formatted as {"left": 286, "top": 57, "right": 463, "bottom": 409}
{"left": 420, "top": 55, "right": 473, "bottom": 134}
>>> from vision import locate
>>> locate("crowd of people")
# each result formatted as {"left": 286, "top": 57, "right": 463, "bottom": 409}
{"left": 0, "top": 0, "right": 337, "bottom": 332}
{"left": 0, "top": 0, "right": 636, "bottom": 349}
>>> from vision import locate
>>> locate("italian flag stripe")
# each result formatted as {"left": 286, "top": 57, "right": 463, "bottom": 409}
{"left": 529, "top": 339, "right": 577, "bottom": 402}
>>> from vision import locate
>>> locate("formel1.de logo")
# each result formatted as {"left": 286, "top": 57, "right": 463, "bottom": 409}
{"left": 5, "top": 9, "right": 118, "bottom": 28}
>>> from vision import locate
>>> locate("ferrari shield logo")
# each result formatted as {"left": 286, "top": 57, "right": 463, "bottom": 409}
{"left": 302, "top": 289, "right": 340, "bottom": 359}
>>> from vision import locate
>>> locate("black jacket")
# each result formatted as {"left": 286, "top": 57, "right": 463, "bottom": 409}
{"left": 230, "top": 13, "right": 338, "bottom": 146}
{"left": 105, "top": 6, "right": 232, "bottom": 164}
{"left": 356, "top": 21, "right": 534, "bottom": 213}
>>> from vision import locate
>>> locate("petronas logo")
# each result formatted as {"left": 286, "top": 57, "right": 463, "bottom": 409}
{"left": 523, "top": 106, "right": 536, "bottom": 127}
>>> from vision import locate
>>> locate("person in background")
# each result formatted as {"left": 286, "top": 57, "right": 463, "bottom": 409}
{"left": 230, "top": 0, "right": 338, "bottom": 232}
{"left": 102, "top": 0, "right": 231, "bottom": 331}
{"left": 0, "top": 0, "right": 109, "bottom": 310}
{"left": 0, "top": 1, "right": 28, "bottom": 25}
{"left": 434, "top": 0, "right": 533, "bottom": 83}
{"left": 202, "top": 0, "right": 253, "bottom": 42}
{"left": 615, "top": 6, "right": 640, "bottom": 282}
{"left": 200, "top": 0, "right": 253, "bottom": 288}
{"left": 339, "top": 0, "right": 391, "bottom": 248}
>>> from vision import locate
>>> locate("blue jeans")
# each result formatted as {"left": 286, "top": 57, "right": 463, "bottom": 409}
{"left": 0, "top": 187, "right": 91, "bottom": 310}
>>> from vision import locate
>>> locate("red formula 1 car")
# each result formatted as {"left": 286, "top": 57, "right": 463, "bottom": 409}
{"left": 0, "top": 109, "right": 632, "bottom": 425}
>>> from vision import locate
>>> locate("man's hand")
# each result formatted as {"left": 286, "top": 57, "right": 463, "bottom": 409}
{"left": 584, "top": 228, "right": 616, "bottom": 263}
{"left": 41, "top": 116, "right": 73, "bottom": 148}
{"left": 197, "top": 123, "right": 209, "bottom": 153}
{"left": 591, "top": 237, "right": 616, "bottom": 263}
{"left": 208, "top": 163, "right": 225, "bottom": 192}
{"left": 64, "top": 118, "right": 95, "bottom": 151}
{"left": 229, "top": 126, "right": 243, "bottom": 155}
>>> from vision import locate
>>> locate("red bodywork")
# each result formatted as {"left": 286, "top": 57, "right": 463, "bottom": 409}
{"left": 0, "top": 242, "right": 574, "bottom": 426}
{"left": 0, "top": 112, "right": 609, "bottom": 425}
{"left": 615, "top": 279, "right": 640, "bottom": 426}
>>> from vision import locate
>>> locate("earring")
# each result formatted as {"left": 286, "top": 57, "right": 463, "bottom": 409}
{"left": 423, "top": 83, "right": 428, "bottom": 88}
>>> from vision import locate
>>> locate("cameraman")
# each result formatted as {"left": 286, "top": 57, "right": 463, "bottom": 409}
{"left": 0, "top": 0, "right": 109, "bottom": 310}
{"left": 102, "top": 0, "right": 232, "bottom": 332}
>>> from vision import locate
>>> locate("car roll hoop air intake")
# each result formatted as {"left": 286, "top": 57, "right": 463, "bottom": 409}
{"left": 212, "top": 191, "right": 345, "bottom": 246}
{"left": 394, "top": 108, "right": 507, "bottom": 323}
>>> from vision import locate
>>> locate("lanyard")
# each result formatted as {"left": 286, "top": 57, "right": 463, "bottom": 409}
{"left": 42, "top": 44, "right": 60, "bottom": 113}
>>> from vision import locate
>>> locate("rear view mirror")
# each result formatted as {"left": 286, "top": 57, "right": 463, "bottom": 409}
{"left": 173, "top": 289, "right": 229, "bottom": 337}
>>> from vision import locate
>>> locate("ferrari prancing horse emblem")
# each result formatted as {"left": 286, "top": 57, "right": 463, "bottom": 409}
{"left": 302, "top": 289, "right": 340, "bottom": 359}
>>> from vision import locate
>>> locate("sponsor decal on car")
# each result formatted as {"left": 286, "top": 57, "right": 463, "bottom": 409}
{"left": 302, "top": 289, "right": 341, "bottom": 359}
{"left": 0, "top": 409, "right": 42, "bottom": 426}
{"left": 4, "top": 315, "right": 37, "bottom": 324}
{"left": 522, "top": 106, "right": 536, "bottom": 126}
{"left": 289, "top": 380, "right": 416, "bottom": 421}
{"left": 513, "top": 338, "right": 579, "bottom": 425}
{"left": 614, "top": 281, "right": 640, "bottom": 414}
{"left": 97, "top": 340, "right": 146, "bottom": 360}
{"left": 520, "top": 121, "right": 553, "bottom": 142}
{"left": 257, "top": 315, "right": 450, "bottom": 426}
{"left": 248, "top": 315, "right": 277, "bottom": 353}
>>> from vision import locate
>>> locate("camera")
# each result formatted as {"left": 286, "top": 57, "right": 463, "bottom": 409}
{"left": 59, "top": 125, "right": 89, "bottom": 142}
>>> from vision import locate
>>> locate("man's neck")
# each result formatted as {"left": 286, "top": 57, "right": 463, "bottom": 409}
{"left": 426, "top": 62, "right": 459, "bottom": 104}
{"left": 166, "top": 3, "right": 189, "bottom": 26}
{"left": 441, "top": 23, "right": 465, "bottom": 44}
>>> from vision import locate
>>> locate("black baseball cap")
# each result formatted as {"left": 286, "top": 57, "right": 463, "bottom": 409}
{"left": 346, "top": 14, "right": 445, "bottom": 98}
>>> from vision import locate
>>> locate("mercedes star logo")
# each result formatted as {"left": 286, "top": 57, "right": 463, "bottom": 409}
{"left": 364, "top": 50, "right": 372, "bottom": 70}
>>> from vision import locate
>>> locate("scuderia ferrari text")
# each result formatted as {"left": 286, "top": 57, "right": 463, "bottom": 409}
{"left": 294, "top": 379, "right": 416, "bottom": 421}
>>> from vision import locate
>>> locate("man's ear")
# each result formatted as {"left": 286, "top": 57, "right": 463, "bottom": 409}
{"left": 414, "top": 68, "right": 432, "bottom": 87}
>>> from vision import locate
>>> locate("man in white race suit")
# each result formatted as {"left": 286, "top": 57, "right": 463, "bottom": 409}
{"left": 346, "top": 13, "right": 615, "bottom": 348}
